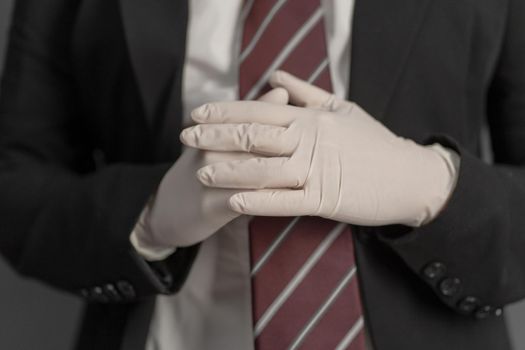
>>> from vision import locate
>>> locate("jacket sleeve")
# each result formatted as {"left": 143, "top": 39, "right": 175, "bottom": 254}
{"left": 375, "top": 0, "right": 525, "bottom": 320}
{"left": 0, "top": 0, "right": 198, "bottom": 303}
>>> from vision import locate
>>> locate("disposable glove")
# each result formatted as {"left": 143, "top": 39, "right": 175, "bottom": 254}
{"left": 181, "top": 71, "right": 460, "bottom": 227}
{"left": 131, "top": 88, "right": 289, "bottom": 260}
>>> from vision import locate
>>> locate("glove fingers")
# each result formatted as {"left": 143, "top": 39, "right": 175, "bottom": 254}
{"left": 197, "top": 157, "right": 304, "bottom": 189}
{"left": 229, "top": 190, "right": 310, "bottom": 216}
{"left": 257, "top": 87, "right": 289, "bottom": 105}
{"left": 191, "top": 100, "right": 304, "bottom": 126}
{"left": 269, "top": 70, "right": 333, "bottom": 108}
{"left": 200, "top": 150, "right": 256, "bottom": 165}
{"left": 269, "top": 70, "right": 356, "bottom": 113}
{"left": 181, "top": 123, "right": 296, "bottom": 156}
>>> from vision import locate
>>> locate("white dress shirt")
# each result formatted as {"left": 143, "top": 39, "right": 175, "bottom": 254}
{"left": 145, "top": 1, "right": 368, "bottom": 349}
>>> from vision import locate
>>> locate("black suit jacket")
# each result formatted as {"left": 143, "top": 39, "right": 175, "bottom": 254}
{"left": 0, "top": 0, "right": 523, "bottom": 349}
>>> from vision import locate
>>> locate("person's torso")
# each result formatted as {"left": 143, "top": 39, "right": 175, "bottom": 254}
{"left": 146, "top": 1, "right": 358, "bottom": 349}
{"left": 71, "top": 0, "right": 512, "bottom": 349}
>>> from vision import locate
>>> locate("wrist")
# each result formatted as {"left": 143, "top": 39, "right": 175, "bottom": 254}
{"left": 130, "top": 200, "right": 176, "bottom": 261}
{"left": 410, "top": 143, "right": 461, "bottom": 227}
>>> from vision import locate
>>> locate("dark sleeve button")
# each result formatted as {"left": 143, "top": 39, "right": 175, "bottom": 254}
{"left": 91, "top": 286, "right": 110, "bottom": 303}
{"left": 103, "top": 284, "right": 122, "bottom": 302}
{"left": 422, "top": 261, "right": 447, "bottom": 280}
{"left": 475, "top": 305, "right": 493, "bottom": 319}
{"left": 80, "top": 288, "right": 90, "bottom": 299}
{"left": 439, "top": 277, "right": 462, "bottom": 297}
{"left": 457, "top": 296, "right": 479, "bottom": 314}
{"left": 117, "top": 280, "right": 136, "bottom": 300}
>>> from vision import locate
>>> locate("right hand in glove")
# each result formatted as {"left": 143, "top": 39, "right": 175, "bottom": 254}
{"left": 130, "top": 88, "right": 289, "bottom": 259}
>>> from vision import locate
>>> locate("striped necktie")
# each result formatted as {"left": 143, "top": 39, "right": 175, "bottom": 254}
{"left": 239, "top": 1, "right": 366, "bottom": 349}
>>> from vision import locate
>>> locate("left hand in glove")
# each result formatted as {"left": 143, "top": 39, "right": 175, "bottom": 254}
{"left": 181, "top": 71, "right": 459, "bottom": 227}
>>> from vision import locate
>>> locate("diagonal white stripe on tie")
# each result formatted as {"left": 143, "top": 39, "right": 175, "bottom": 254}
{"left": 251, "top": 216, "right": 301, "bottom": 276}
{"left": 254, "top": 222, "right": 347, "bottom": 337}
{"left": 335, "top": 316, "right": 365, "bottom": 350}
{"left": 243, "top": 6, "right": 325, "bottom": 100}
{"left": 240, "top": 0, "right": 289, "bottom": 62}
{"left": 307, "top": 57, "right": 329, "bottom": 84}
{"left": 287, "top": 265, "right": 357, "bottom": 350}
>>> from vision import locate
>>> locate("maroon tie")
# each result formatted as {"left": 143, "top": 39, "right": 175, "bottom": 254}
{"left": 239, "top": 1, "right": 366, "bottom": 349}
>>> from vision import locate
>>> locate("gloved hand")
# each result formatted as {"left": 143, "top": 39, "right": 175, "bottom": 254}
{"left": 181, "top": 71, "right": 460, "bottom": 227}
{"left": 131, "top": 88, "right": 289, "bottom": 260}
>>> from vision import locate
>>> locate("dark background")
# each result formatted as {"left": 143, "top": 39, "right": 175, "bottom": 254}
{"left": 0, "top": 0, "right": 524, "bottom": 349}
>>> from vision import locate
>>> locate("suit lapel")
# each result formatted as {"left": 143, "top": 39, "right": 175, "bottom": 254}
{"left": 349, "top": 0, "right": 433, "bottom": 120}
{"left": 119, "top": 0, "right": 189, "bottom": 131}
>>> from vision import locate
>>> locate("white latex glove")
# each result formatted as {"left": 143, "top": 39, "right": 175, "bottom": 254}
{"left": 181, "top": 71, "right": 460, "bottom": 227}
{"left": 131, "top": 88, "right": 289, "bottom": 259}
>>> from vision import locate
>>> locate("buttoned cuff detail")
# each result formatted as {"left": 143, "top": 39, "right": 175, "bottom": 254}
{"left": 419, "top": 260, "right": 503, "bottom": 319}
{"left": 376, "top": 135, "right": 504, "bottom": 319}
